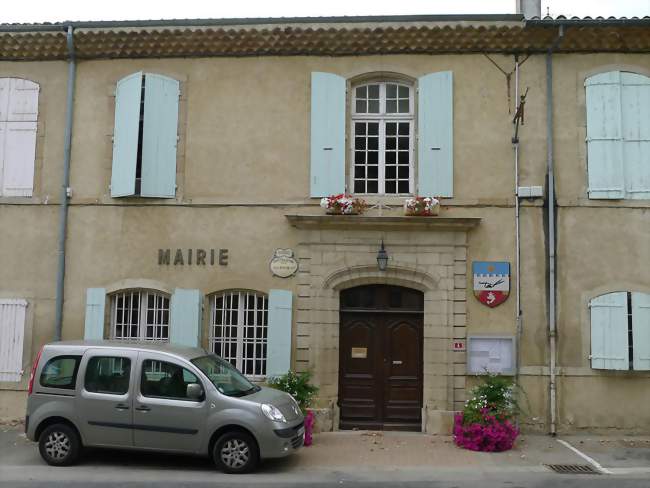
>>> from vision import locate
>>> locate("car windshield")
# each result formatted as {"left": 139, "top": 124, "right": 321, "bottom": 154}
{"left": 191, "top": 354, "right": 260, "bottom": 397}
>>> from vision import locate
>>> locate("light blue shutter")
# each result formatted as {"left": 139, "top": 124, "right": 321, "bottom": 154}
{"left": 590, "top": 292, "right": 628, "bottom": 370}
{"left": 170, "top": 289, "right": 202, "bottom": 347}
{"left": 418, "top": 71, "right": 453, "bottom": 197}
{"left": 84, "top": 288, "right": 106, "bottom": 340}
{"left": 632, "top": 292, "right": 650, "bottom": 370}
{"left": 310, "top": 72, "right": 346, "bottom": 197}
{"left": 621, "top": 72, "right": 650, "bottom": 199}
{"left": 141, "top": 74, "right": 180, "bottom": 198}
{"left": 586, "top": 72, "right": 625, "bottom": 199}
{"left": 266, "top": 289, "right": 292, "bottom": 377}
{"left": 110, "top": 72, "right": 142, "bottom": 197}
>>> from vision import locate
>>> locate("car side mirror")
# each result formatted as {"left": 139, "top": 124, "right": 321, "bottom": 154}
{"left": 186, "top": 383, "right": 204, "bottom": 401}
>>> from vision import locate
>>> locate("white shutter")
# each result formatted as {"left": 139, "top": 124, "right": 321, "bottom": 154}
{"left": 632, "top": 292, "right": 650, "bottom": 371}
{"left": 2, "top": 121, "right": 37, "bottom": 196}
{"left": 0, "top": 122, "right": 5, "bottom": 195}
{"left": 0, "top": 299, "right": 28, "bottom": 382}
{"left": 0, "top": 78, "right": 10, "bottom": 122}
{"left": 590, "top": 292, "right": 629, "bottom": 370}
{"left": 0, "top": 79, "right": 39, "bottom": 197}
{"left": 7, "top": 79, "right": 39, "bottom": 122}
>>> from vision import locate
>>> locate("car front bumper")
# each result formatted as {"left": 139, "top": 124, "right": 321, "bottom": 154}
{"left": 259, "top": 419, "right": 305, "bottom": 459}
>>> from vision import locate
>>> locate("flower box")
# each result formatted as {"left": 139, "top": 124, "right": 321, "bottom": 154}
{"left": 320, "top": 194, "right": 368, "bottom": 215}
{"left": 404, "top": 196, "right": 440, "bottom": 216}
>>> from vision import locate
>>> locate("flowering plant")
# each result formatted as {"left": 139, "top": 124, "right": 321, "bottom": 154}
{"left": 454, "top": 374, "right": 520, "bottom": 452}
{"left": 404, "top": 196, "right": 440, "bottom": 216}
{"left": 453, "top": 413, "right": 519, "bottom": 452}
{"left": 267, "top": 370, "right": 319, "bottom": 447}
{"left": 320, "top": 194, "right": 368, "bottom": 215}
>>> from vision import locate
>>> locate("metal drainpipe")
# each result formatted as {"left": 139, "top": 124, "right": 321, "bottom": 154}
{"left": 513, "top": 57, "right": 522, "bottom": 383}
{"left": 54, "top": 25, "right": 76, "bottom": 341}
{"left": 547, "top": 25, "right": 564, "bottom": 437}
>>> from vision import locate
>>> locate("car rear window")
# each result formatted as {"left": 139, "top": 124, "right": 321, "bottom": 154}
{"left": 40, "top": 355, "right": 81, "bottom": 389}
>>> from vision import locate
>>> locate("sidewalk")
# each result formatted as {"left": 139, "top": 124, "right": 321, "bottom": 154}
{"left": 296, "top": 431, "right": 572, "bottom": 470}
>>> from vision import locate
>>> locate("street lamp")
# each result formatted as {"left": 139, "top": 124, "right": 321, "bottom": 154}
{"left": 376, "top": 240, "right": 389, "bottom": 271}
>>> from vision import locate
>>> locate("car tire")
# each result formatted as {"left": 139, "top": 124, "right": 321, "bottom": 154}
{"left": 213, "top": 430, "right": 259, "bottom": 474}
{"left": 38, "top": 423, "right": 81, "bottom": 466}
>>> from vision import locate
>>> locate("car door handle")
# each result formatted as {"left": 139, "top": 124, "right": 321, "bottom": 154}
{"left": 135, "top": 405, "right": 151, "bottom": 412}
{"left": 114, "top": 403, "right": 130, "bottom": 411}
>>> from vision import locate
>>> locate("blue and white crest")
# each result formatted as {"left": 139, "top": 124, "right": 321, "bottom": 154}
{"left": 472, "top": 261, "right": 510, "bottom": 307}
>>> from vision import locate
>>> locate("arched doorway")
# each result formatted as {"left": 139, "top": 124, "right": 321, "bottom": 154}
{"left": 338, "top": 285, "right": 424, "bottom": 431}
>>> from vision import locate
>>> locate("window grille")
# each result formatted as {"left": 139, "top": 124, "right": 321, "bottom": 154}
{"left": 210, "top": 291, "right": 268, "bottom": 378}
{"left": 351, "top": 81, "right": 414, "bottom": 195}
{"left": 110, "top": 290, "right": 170, "bottom": 342}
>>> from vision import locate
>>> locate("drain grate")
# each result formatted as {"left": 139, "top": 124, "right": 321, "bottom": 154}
{"left": 545, "top": 464, "right": 601, "bottom": 475}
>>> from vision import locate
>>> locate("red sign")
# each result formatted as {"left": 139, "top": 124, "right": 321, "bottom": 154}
{"left": 452, "top": 341, "right": 466, "bottom": 351}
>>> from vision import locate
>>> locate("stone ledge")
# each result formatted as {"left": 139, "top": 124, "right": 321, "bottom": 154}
{"left": 285, "top": 214, "right": 481, "bottom": 231}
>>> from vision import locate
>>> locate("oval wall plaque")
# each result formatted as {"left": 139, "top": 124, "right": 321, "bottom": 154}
{"left": 270, "top": 249, "right": 299, "bottom": 278}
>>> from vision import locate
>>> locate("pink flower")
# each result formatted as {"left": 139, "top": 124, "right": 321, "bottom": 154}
{"left": 453, "top": 413, "right": 519, "bottom": 452}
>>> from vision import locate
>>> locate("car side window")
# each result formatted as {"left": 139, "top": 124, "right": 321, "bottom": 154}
{"left": 84, "top": 356, "right": 131, "bottom": 395}
{"left": 140, "top": 359, "right": 201, "bottom": 401}
{"left": 40, "top": 355, "right": 81, "bottom": 389}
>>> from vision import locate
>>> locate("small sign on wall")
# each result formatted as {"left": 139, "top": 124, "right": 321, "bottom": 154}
{"left": 473, "top": 261, "right": 510, "bottom": 308}
{"left": 452, "top": 340, "right": 466, "bottom": 352}
{"left": 270, "top": 249, "right": 299, "bottom": 278}
{"left": 351, "top": 347, "right": 368, "bottom": 359}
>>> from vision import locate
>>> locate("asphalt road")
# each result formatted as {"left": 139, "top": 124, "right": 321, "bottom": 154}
{"left": 3, "top": 476, "right": 650, "bottom": 488}
{"left": 2, "top": 448, "right": 649, "bottom": 488}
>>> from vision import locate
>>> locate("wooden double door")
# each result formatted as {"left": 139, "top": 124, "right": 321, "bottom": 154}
{"left": 338, "top": 285, "right": 423, "bottom": 431}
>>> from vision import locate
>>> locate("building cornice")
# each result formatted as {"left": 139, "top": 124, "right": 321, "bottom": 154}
{"left": 285, "top": 214, "right": 481, "bottom": 231}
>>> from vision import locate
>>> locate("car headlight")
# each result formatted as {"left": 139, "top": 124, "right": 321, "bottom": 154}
{"left": 261, "top": 403, "right": 287, "bottom": 423}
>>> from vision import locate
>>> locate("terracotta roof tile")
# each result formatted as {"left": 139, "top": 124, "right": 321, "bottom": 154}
{"left": 0, "top": 19, "right": 649, "bottom": 60}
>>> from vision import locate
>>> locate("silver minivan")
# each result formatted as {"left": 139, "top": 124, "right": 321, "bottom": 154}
{"left": 25, "top": 341, "right": 304, "bottom": 473}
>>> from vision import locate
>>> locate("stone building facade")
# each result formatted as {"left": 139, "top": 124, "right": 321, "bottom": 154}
{"left": 0, "top": 13, "right": 649, "bottom": 434}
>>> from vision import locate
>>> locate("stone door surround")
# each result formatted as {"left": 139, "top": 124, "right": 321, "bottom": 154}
{"left": 286, "top": 214, "right": 480, "bottom": 433}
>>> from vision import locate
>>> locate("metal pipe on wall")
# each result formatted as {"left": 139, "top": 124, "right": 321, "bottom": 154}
{"left": 513, "top": 57, "right": 522, "bottom": 381}
{"left": 54, "top": 25, "right": 76, "bottom": 341}
{"left": 546, "top": 25, "right": 564, "bottom": 436}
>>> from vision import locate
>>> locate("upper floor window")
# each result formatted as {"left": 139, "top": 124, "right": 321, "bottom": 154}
{"left": 110, "top": 289, "right": 170, "bottom": 342}
{"left": 586, "top": 71, "right": 650, "bottom": 200}
{"left": 309, "top": 71, "right": 453, "bottom": 199}
{"left": 209, "top": 290, "right": 268, "bottom": 378}
{"left": 590, "top": 291, "right": 650, "bottom": 371}
{"left": 110, "top": 72, "right": 179, "bottom": 199}
{"left": 0, "top": 78, "right": 39, "bottom": 197}
{"left": 351, "top": 82, "right": 414, "bottom": 195}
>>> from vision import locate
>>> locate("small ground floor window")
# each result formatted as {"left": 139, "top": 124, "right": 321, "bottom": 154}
{"left": 110, "top": 290, "right": 170, "bottom": 341}
{"left": 210, "top": 290, "right": 268, "bottom": 378}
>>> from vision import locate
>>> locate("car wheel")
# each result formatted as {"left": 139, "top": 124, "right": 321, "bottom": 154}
{"left": 38, "top": 423, "right": 81, "bottom": 466}
{"left": 213, "top": 431, "right": 259, "bottom": 474}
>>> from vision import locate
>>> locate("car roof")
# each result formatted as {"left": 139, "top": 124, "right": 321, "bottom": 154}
{"left": 44, "top": 340, "right": 207, "bottom": 361}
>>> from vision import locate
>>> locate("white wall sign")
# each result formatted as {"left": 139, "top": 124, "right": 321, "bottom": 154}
{"left": 270, "top": 249, "right": 299, "bottom": 278}
{"left": 467, "top": 336, "right": 516, "bottom": 375}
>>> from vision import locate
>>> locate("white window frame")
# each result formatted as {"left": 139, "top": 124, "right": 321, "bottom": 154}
{"left": 110, "top": 290, "right": 170, "bottom": 342}
{"left": 350, "top": 81, "right": 414, "bottom": 196}
{"left": 209, "top": 290, "right": 268, "bottom": 380}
